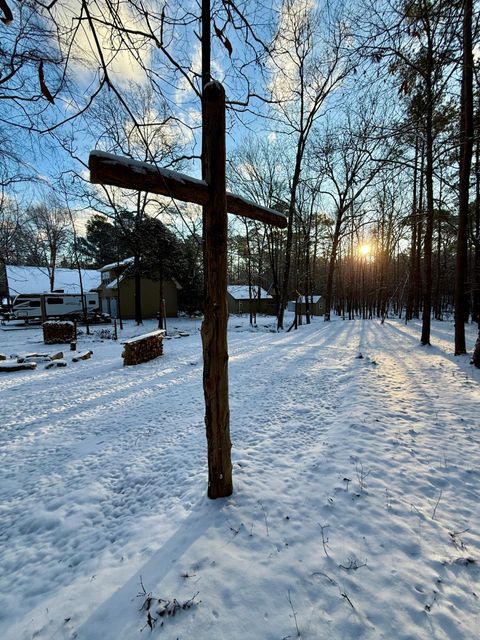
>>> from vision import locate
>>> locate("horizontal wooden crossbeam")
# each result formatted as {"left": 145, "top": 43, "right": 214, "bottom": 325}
{"left": 89, "top": 151, "right": 287, "bottom": 229}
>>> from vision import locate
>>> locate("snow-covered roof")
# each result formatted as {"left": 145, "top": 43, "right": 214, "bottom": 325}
{"left": 5, "top": 265, "right": 101, "bottom": 295}
{"left": 290, "top": 295, "right": 322, "bottom": 304}
{"left": 100, "top": 257, "right": 134, "bottom": 272}
{"left": 104, "top": 272, "right": 182, "bottom": 290}
{"left": 227, "top": 285, "right": 272, "bottom": 300}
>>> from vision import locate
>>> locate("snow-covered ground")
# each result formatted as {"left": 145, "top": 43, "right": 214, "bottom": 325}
{"left": 0, "top": 314, "right": 479, "bottom": 640}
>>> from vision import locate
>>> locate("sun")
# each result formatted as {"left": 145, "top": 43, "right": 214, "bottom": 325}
{"left": 359, "top": 243, "right": 371, "bottom": 257}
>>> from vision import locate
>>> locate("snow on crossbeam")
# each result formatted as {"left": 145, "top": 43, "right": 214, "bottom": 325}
{"left": 89, "top": 151, "right": 288, "bottom": 229}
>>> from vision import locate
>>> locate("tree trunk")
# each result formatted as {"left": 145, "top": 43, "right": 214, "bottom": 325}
{"left": 406, "top": 137, "right": 419, "bottom": 321}
{"left": 116, "top": 227, "right": 123, "bottom": 330}
{"left": 414, "top": 141, "right": 425, "bottom": 319}
{"left": 201, "top": 81, "right": 233, "bottom": 499}
{"left": 158, "top": 262, "right": 165, "bottom": 330}
{"left": 277, "top": 139, "right": 304, "bottom": 330}
{"left": 304, "top": 234, "right": 311, "bottom": 324}
{"left": 49, "top": 251, "right": 56, "bottom": 292}
{"left": 473, "top": 120, "right": 480, "bottom": 325}
{"left": 455, "top": 0, "right": 473, "bottom": 355}
{"left": 324, "top": 211, "right": 343, "bottom": 321}
{"left": 421, "top": 70, "right": 434, "bottom": 346}
{"left": 134, "top": 253, "right": 142, "bottom": 325}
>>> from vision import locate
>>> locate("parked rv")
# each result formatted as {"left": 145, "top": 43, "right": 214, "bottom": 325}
{"left": 12, "top": 293, "right": 99, "bottom": 321}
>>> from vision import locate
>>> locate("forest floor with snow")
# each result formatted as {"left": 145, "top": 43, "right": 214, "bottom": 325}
{"left": 0, "top": 314, "right": 479, "bottom": 640}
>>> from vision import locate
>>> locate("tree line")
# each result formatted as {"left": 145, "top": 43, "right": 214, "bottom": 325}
{"left": 0, "top": 0, "right": 479, "bottom": 359}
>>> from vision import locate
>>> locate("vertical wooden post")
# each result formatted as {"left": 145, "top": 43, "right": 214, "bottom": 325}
{"left": 201, "top": 81, "right": 233, "bottom": 499}
{"left": 201, "top": 0, "right": 211, "bottom": 90}
{"left": 40, "top": 295, "right": 47, "bottom": 324}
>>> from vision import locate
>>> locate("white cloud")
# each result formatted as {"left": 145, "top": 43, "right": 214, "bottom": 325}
{"left": 268, "top": 0, "right": 318, "bottom": 103}
{"left": 267, "top": 131, "right": 277, "bottom": 143}
{"left": 54, "top": 1, "right": 154, "bottom": 85}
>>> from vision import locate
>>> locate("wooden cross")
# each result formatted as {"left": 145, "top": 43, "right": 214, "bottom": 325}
{"left": 89, "top": 81, "right": 287, "bottom": 499}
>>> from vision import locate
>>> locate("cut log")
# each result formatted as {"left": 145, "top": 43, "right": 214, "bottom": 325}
{"left": 0, "top": 361, "right": 37, "bottom": 372}
{"left": 17, "top": 351, "right": 64, "bottom": 363}
{"left": 17, "top": 353, "right": 52, "bottom": 363}
{"left": 0, "top": 353, "right": 6, "bottom": 361}
{"left": 72, "top": 350, "right": 93, "bottom": 362}
{"left": 45, "top": 359, "right": 67, "bottom": 369}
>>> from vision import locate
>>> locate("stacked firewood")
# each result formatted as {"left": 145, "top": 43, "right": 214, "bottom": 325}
{"left": 122, "top": 330, "right": 164, "bottom": 366}
{"left": 43, "top": 320, "right": 76, "bottom": 344}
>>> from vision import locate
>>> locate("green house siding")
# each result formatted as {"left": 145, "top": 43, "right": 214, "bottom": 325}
{"left": 98, "top": 277, "right": 178, "bottom": 319}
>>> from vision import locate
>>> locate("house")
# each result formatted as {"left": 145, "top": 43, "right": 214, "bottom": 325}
{"left": 287, "top": 295, "right": 325, "bottom": 316}
{"left": 0, "top": 264, "right": 101, "bottom": 305}
{"left": 97, "top": 257, "right": 180, "bottom": 319}
{"left": 227, "top": 285, "right": 275, "bottom": 315}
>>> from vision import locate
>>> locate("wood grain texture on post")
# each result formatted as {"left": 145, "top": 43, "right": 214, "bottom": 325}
{"left": 201, "top": 81, "right": 233, "bottom": 499}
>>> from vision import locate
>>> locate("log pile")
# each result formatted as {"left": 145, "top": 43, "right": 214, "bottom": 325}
{"left": 43, "top": 321, "right": 76, "bottom": 344}
{"left": 0, "top": 349, "right": 67, "bottom": 372}
{"left": 122, "top": 330, "right": 165, "bottom": 366}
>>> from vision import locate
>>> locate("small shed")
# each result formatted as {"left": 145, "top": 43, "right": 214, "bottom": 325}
{"left": 287, "top": 295, "right": 324, "bottom": 316}
{"left": 227, "top": 285, "right": 274, "bottom": 315}
{"left": 97, "top": 258, "right": 180, "bottom": 319}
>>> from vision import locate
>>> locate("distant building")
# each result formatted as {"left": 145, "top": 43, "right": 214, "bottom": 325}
{"left": 0, "top": 264, "right": 101, "bottom": 305}
{"left": 227, "top": 285, "right": 274, "bottom": 315}
{"left": 97, "top": 257, "right": 181, "bottom": 319}
{"left": 287, "top": 295, "right": 324, "bottom": 316}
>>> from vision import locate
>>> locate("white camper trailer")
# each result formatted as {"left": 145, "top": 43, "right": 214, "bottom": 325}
{"left": 12, "top": 292, "right": 99, "bottom": 321}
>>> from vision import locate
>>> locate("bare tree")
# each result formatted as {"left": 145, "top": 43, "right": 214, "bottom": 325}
{"left": 315, "top": 98, "right": 396, "bottom": 321}
{"left": 228, "top": 137, "right": 289, "bottom": 312}
{"left": 267, "top": 0, "right": 352, "bottom": 329}
{"left": 26, "top": 198, "right": 71, "bottom": 291}
{"left": 0, "top": 194, "right": 28, "bottom": 265}
{"left": 64, "top": 84, "right": 186, "bottom": 323}
{"left": 359, "top": 0, "right": 462, "bottom": 345}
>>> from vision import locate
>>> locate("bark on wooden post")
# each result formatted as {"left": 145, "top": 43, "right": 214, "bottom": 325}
{"left": 201, "top": 81, "right": 232, "bottom": 499}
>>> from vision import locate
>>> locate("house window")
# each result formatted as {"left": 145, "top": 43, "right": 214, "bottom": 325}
{"left": 28, "top": 300, "right": 41, "bottom": 307}
{"left": 101, "top": 272, "right": 110, "bottom": 283}
{"left": 47, "top": 298, "right": 63, "bottom": 305}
